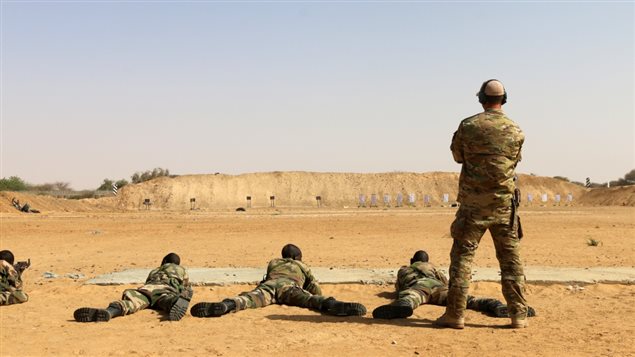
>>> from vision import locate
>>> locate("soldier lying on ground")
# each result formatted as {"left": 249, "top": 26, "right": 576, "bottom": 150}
{"left": 0, "top": 250, "right": 30, "bottom": 306}
{"left": 191, "top": 244, "right": 367, "bottom": 318}
{"left": 372, "top": 250, "right": 536, "bottom": 319}
{"left": 74, "top": 253, "right": 193, "bottom": 322}
{"left": 11, "top": 198, "right": 40, "bottom": 213}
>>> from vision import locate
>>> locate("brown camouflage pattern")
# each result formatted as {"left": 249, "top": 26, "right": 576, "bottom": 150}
{"left": 111, "top": 263, "right": 190, "bottom": 315}
{"left": 0, "top": 260, "right": 28, "bottom": 305}
{"left": 395, "top": 261, "right": 448, "bottom": 309}
{"left": 230, "top": 258, "right": 325, "bottom": 310}
{"left": 446, "top": 108, "right": 528, "bottom": 320}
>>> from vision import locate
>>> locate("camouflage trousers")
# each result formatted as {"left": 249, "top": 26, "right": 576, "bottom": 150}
{"left": 447, "top": 207, "right": 528, "bottom": 319}
{"left": 397, "top": 280, "right": 448, "bottom": 310}
{"left": 111, "top": 284, "right": 178, "bottom": 315}
{"left": 230, "top": 278, "right": 325, "bottom": 311}
{"left": 0, "top": 289, "right": 28, "bottom": 305}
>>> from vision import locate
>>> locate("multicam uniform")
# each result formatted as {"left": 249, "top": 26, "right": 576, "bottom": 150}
{"left": 0, "top": 260, "right": 28, "bottom": 305}
{"left": 110, "top": 263, "right": 190, "bottom": 315}
{"left": 448, "top": 108, "right": 528, "bottom": 319}
{"left": 395, "top": 261, "right": 448, "bottom": 309}
{"left": 229, "top": 258, "right": 325, "bottom": 311}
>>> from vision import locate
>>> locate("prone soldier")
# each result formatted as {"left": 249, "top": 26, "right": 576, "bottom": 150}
{"left": 0, "top": 250, "right": 30, "bottom": 306}
{"left": 74, "top": 252, "right": 193, "bottom": 322}
{"left": 191, "top": 244, "right": 367, "bottom": 318}
{"left": 373, "top": 250, "right": 535, "bottom": 319}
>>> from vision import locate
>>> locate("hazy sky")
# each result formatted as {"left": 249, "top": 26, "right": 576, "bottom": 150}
{"left": 1, "top": 1, "right": 633, "bottom": 190}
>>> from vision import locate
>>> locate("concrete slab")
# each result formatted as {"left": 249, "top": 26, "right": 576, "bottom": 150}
{"left": 86, "top": 266, "right": 635, "bottom": 286}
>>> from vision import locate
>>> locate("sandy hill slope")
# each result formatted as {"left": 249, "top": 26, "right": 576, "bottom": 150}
{"left": 114, "top": 172, "right": 591, "bottom": 210}
{"left": 3, "top": 172, "right": 631, "bottom": 213}
{"left": 0, "top": 191, "right": 117, "bottom": 213}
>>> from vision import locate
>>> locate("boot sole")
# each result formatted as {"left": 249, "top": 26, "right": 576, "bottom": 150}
{"left": 329, "top": 303, "right": 367, "bottom": 317}
{"left": 169, "top": 296, "right": 191, "bottom": 321}
{"left": 434, "top": 317, "right": 465, "bottom": 329}
{"left": 74, "top": 308, "right": 110, "bottom": 323}
{"left": 372, "top": 305, "right": 413, "bottom": 319}
{"left": 190, "top": 302, "right": 228, "bottom": 318}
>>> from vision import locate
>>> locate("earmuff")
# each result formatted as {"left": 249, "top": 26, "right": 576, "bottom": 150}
{"left": 478, "top": 79, "right": 507, "bottom": 105}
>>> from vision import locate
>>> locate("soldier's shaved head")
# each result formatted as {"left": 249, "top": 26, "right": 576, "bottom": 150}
{"left": 281, "top": 244, "right": 302, "bottom": 261}
{"left": 161, "top": 252, "right": 181, "bottom": 266}
{"left": 0, "top": 250, "right": 15, "bottom": 265}
{"left": 411, "top": 250, "right": 429, "bottom": 264}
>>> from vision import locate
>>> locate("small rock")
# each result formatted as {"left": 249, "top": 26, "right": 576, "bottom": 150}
{"left": 391, "top": 340, "right": 397, "bottom": 345}
{"left": 43, "top": 272, "right": 59, "bottom": 279}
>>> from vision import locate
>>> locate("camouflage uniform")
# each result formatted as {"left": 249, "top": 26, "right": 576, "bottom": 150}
{"left": 0, "top": 260, "right": 29, "bottom": 305}
{"left": 229, "top": 258, "right": 325, "bottom": 311}
{"left": 110, "top": 263, "right": 190, "bottom": 315}
{"left": 447, "top": 108, "right": 528, "bottom": 319}
{"left": 395, "top": 261, "right": 448, "bottom": 309}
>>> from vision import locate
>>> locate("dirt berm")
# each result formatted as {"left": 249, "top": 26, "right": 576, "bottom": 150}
{"left": 3, "top": 172, "right": 632, "bottom": 212}
{"left": 114, "top": 171, "right": 593, "bottom": 210}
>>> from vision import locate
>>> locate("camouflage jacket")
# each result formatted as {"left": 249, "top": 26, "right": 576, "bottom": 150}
{"left": 143, "top": 263, "right": 190, "bottom": 293}
{"left": 265, "top": 258, "right": 322, "bottom": 295}
{"left": 0, "top": 260, "right": 23, "bottom": 293}
{"left": 451, "top": 108, "right": 524, "bottom": 213}
{"left": 396, "top": 261, "right": 448, "bottom": 292}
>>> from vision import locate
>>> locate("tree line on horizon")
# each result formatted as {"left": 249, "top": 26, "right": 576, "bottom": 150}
{"left": 0, "top": 168, "right": 173, "bottom": 197}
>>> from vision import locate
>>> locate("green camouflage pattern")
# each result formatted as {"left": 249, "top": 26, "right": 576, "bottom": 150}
{"left": 111, "top": 263, "right": 190, "bottom": 315}
{"left": 0, "top": 260, "right": 28, "bottom": 305}
{"left": 395, "top": 262, "right": 448, "bottom": 309}
{"left": 447, "top": 108, "right": 528, "bottom": 320}
{"left": 230, "top": 258, "right": 325, "bottom": 310}
{"left": 451, "top": 108, "right": 524, "bottom": 213}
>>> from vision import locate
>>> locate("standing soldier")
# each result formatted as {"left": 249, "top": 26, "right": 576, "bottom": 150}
{"left": 191, "top": 244, "right": 366, "bottom": 318}
{"left": 436, "top": 79, "right": 528, "bottom": 329}
{"left": 0, "top": 250, "right": 29, "bottom": 306}
{"left": 74, "top": 252, "right": 193, "bottom": 322}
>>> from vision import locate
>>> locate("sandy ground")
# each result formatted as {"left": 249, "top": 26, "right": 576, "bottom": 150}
{"left": 1, "top": 207, "right": 634, "bottom": 356}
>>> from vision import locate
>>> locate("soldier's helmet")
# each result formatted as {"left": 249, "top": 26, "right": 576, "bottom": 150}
{"left": 281, "top": 244, "right": 302, "bottom": 261}
{"left": 161, "top": 252, "right": 180, "bottom": 265}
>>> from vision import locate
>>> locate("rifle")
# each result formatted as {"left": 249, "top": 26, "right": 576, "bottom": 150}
{"left": 14, "top": 259, "right": 31, "bottom": 275}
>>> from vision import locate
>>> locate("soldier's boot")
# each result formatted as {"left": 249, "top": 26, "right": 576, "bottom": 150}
{"left": 372, "top": 300, "right": 413, "bottom": 319}
{"left": 434, "top": 313, "right": 465, "bottom": 329}
{"left": 466, "top": 296, "right": 508, "bottom": 317}
{"left": 74, "top": 303, "right": 123, "bottom": 323}
{"left": 168, "top": 287, "right": 193, "bottom": 321}
{"left": 191, "top": 299, "right": 236, "bottom": 318}
{"left": 511, "top": 317, "right": 528, "bottom": 329}
{"left": 320, "top": 297, "right": 367, "bottom": 317}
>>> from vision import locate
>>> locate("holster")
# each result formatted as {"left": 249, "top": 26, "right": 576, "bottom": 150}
{"left": 512, "top": 188, "right": 524, "bottom": 239}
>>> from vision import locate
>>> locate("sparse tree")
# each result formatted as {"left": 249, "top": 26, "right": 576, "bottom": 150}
{"left": 0, "top": 176, "right": 28, "bottom": 191}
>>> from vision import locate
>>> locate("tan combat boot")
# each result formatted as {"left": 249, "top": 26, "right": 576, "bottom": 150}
{"left": 434, "top": 313, "right": 465, "bottom": 329}
{"left": 511, "top": 317, "right": 528, "bottom": 328}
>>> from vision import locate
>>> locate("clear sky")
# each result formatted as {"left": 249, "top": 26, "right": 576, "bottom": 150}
{"left": 1, "top": 1, "right": 633, "bottom": 190}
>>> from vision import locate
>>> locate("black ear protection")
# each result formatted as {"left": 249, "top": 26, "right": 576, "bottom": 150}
{"left": 478, "top": 79, "right": 507, "bottom": 105}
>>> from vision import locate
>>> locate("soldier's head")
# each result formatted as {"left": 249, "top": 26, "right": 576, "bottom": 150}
{"left": 161, "top": 252, "right": 180, "bottom": 266}
{"left": 477, "top": 79, "right": 507, "bottom": 107}
{"left": 0, "top": 250, "right": 15, "bottom": 265}
{"left": 281, "top": 244, "right": 302, "bottom": 261}
{"left": 410, "top": 250, "right": 429, "bottom": 264}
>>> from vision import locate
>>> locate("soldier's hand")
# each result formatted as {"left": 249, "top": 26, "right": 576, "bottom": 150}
{"left": 14, "top": 259, "right": 31, "bottom": 274}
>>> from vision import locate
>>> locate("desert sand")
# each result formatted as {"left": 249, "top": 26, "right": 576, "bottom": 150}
{"left": 1, "top": 172, "right": 634, "bottom": 356}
